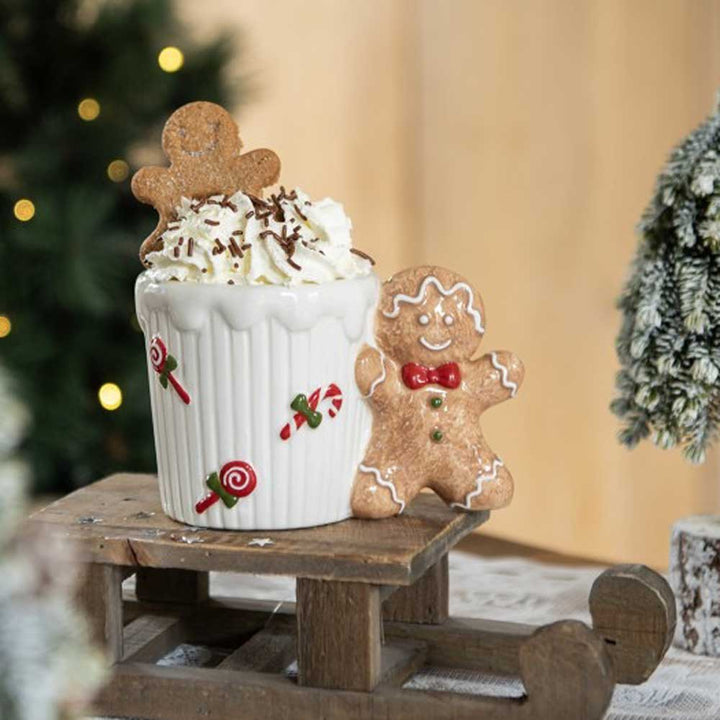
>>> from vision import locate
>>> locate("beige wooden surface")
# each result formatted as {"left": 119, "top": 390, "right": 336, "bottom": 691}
{"left": 178, "top": 0, "right": 720, "bottom": 566}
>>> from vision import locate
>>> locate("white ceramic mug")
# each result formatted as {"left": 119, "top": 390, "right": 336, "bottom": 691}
{"left": 135, "top": 273, "right": 379, "bottom": 530}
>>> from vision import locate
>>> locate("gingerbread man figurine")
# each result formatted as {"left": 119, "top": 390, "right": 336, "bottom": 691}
{"left": 132, "top": 101, "right": 280, "bottom": 262}
{"left": 352, "top": 266, "right": 524, "bottom": 518}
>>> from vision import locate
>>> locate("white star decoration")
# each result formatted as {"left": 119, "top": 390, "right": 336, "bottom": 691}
{"left": 248, "top": 538, "right": 274, "bottom": 547}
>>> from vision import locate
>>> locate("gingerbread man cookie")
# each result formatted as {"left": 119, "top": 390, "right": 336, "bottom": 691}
{"left": 352, "top": 265, "right": 524, "bottom": 518}
{"left": 132, "top": 101, "right": 280, "bottom": 262}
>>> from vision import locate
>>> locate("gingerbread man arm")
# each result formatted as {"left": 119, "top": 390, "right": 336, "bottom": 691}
{"left": 355, "top": 344, "right": 399, "bottom": 407}
{"left": 233, "top": 149, "right": 281, "bottom": 197}
{"left": 467, "top": 350, "right": 525, "bottom": 410}
{"left": 132, "top": 166, "right": 181, "bottom": 259}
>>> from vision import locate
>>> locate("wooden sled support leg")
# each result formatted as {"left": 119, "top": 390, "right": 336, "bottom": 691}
{"left": 383, "top": 556, "right": 449, "bottom": 624}
{"left": 135, "top": 568, "right": 210, "bottom": 604}
{"left": 296, "top": 578, "right": 382, "bottom": 691}
{"left": 385, "top": 563, "right": 675, "bottom": 685}
{"left": 77, "top": 563, "right": 124, "bottom": 662}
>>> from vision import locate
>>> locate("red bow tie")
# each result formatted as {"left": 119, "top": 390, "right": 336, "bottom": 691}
{"left": 402, "top": 362, "right": 461, "bottom": 390}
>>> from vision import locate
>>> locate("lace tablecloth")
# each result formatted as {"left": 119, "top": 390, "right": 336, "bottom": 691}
{"left": 105, "top": 552, "right": 720, "bottom": 720}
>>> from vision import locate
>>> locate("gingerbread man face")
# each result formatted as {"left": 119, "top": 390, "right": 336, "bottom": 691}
{"left": 376, "top": 266, "right": 486, "bottom": 367}
{"left": 132, "top": 101, "right": 281, "bottom": 261}
{"left": 162, "top": 101, "right": 239, "bottom": 159}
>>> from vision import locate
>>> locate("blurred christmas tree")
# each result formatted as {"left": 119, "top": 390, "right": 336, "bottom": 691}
{"left": 612, "top": 94, "right": 720, "bottom": 463}
{"left": 0, "top": 0, "right": 238, "bottom": 491}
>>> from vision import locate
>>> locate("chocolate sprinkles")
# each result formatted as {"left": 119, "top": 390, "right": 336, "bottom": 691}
{"left": 350, "top": 248, "right": 376, "bottom": 265}
{"left": 293, "top": 203, "right": 308, "bottom": 221}
{"left": 228, "top": 237, "right": 243, "bottom": 258}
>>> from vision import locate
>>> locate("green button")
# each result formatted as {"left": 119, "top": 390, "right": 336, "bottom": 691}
{"left": 431, "top": 429, "right": 443, "bottom": 443}
{"left": 430, "top": 397, "right": 443, "bottom": 408}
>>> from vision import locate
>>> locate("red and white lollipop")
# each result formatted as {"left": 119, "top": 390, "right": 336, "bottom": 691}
{"left": 195, "top": 460, "right": 257, "bottom": 514}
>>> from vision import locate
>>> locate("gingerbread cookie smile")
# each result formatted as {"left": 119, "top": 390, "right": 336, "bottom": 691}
{"left": 419, "top": 336, "right": 452, "bottom": 351}
{"left": 352, "top": 265, "right": 524, "bottom": 518}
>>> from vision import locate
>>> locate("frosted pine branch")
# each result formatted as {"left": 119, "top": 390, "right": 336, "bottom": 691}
{"left": 613, "top": 93, "right": 720, "bottom": 462}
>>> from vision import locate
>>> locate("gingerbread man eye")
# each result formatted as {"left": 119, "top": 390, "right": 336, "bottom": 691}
{"left": 418, "top": 314, "right": 430, "bottom": 326}
{"left": 443, "top": 315, "right": 454, "bottom": 326}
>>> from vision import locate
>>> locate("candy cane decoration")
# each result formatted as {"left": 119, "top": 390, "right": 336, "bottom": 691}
{"left": 279, "top": 383, "right": 343, "bottom": 441}
{"left": 150, "top": 335, "right": 191, "bottom": 405}
{"left": 195, "top": 460, "right": 257, "bottom": 514}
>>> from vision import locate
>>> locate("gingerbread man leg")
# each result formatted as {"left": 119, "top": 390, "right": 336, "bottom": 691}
{"left": 432, "top": 444, "right": 514, "bottom": 512}
{"left": 351, "top": 447, "right": 413, "bottom": 519}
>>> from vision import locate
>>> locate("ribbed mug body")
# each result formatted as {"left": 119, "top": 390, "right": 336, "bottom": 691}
{"left": 135, "top": 273, "right": 378, "bottom": 529}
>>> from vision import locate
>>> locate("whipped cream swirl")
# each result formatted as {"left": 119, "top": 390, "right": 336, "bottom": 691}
{"left": 143, "top": 188, "right": 374, "bottom": 285}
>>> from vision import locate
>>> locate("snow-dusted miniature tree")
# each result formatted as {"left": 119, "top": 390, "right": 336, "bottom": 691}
{"left": 0, "top": 364, "right": 105, "bottom": 720}
{"left": 613, "top": 96, "right": 720, "bottom": 463}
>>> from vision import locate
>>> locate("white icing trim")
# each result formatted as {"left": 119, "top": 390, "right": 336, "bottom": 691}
{"left": 420, "top": 336, "right": 452, "bottom": 352}
{"left": 451, "top": 458, "right": 504, "bottom": 511}
{"left": 490, "top": 352, "right": 518, "bottom": 398}
{"left": 383, "top": 275, "right": 485, "bottom": 334}
{"left": 358, "top": 463, "right": 405, "bottom": 513}
{"left": 363, "top": 352, "right": 387, "bottom": 398}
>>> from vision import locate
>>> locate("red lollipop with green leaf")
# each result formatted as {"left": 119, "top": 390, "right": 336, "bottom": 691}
{"left": 195, "top": 460, "right": 257, "bottom": 514}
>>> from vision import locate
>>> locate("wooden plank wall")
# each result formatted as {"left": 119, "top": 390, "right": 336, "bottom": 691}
{"left": 179, "top": 0, "right": 720, "bottom": 567}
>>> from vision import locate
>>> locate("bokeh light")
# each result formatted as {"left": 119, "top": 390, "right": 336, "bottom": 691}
{"left": 98, "top": 382, "right": 123, "bottom": 411}
{"left": 0, "top": 316, "right": 11, "bottom": 338}
{"left": 78, "top": 97, "right": 101, "bottom": 121}
{"left": 13, "top": 199, "right": 35, "bottom": 222}
{"left": 107, "top": 159, "right": 130, "bottom": 182}
{"left": 158, "top": 46, "right": 184, "bottom": 73}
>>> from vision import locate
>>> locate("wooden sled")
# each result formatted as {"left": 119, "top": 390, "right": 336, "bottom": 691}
{"left": 30, "top": 474, "right": 675, "bottom": 720}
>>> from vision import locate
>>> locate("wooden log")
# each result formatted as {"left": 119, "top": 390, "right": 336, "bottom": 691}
{"left": 93, "top": 621, "right": 612, "bottom": 720}
{"left": 77, "top": 563, "right": 124, "bottom": 662}
{"left": 296, "top": 579, "right": 382, "bottom": 691}
{"left": 670, "top": 515, "right": 720, "bottom": 656}
{"left": 383, "top": 556, "right": 448, "bottom": 624}
{"left": 136, "top": 568, "right": 209, "bottom": 604}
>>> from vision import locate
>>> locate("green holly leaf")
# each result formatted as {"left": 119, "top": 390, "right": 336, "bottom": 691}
{"left": 206, "top": 472, "right": 221, "bottom": 493}
{"left": 159, "top": 374, "right": 169, "bottom": 389}
{"left": 206, "top": 472, "right": 238, "bottom": 508}
{"left": 221, "top": 494, "right": 239, "bottom": 509}
{"left": 165, "top": 355, "right": 178, "bottom": 372}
